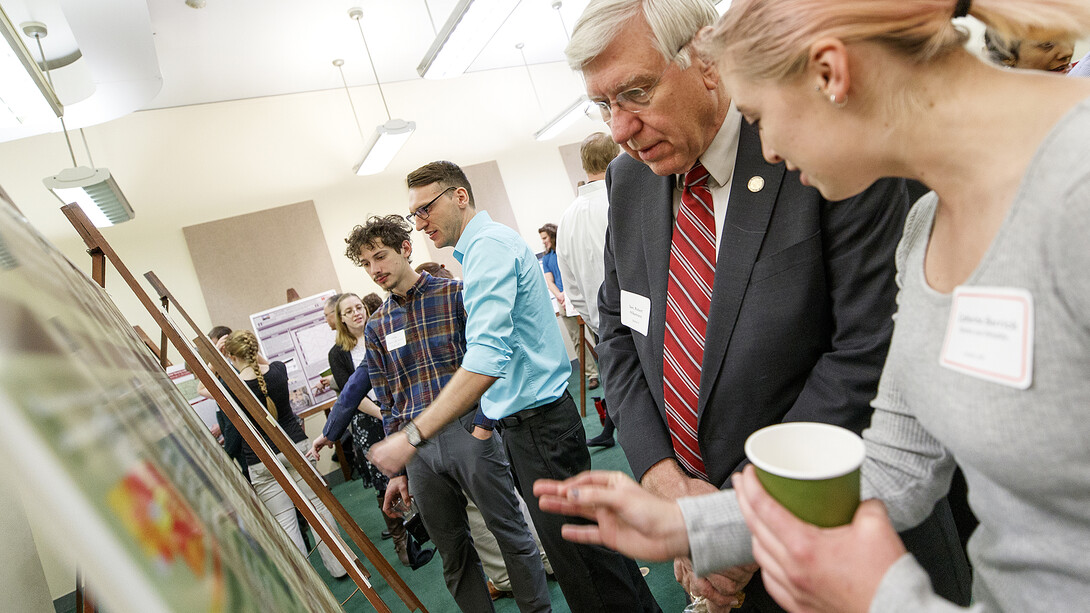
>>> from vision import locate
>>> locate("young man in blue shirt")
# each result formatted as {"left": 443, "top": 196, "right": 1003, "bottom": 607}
{"left": 369, "top": 162, "right": 660, "bottom": 612}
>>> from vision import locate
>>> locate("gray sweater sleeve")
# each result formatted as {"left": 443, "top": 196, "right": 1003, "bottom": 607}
{"left": 870, "top": 555, "right": 983, "bottom": 613}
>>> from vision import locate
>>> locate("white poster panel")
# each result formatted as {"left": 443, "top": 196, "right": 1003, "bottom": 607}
{"left": 249, "top": 292, "right": 338, "bottom": 415}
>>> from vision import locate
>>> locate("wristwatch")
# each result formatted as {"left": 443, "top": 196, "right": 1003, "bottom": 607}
{"left": 403, "top": 421, "right": 426, "bottom": 448}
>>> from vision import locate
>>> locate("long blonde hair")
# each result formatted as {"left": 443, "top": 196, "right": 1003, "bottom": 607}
{"left": 223, "top": 329, "right": 277, "bottom": 419}
{"left": 334, "top": 293, "right": 371, "bottom": 352}
{"left": 700, "top": 0, "right": 1090, "bottom": 82}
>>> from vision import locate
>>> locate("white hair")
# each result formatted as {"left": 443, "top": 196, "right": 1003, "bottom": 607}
{"left": 565, "top": 0, "right": 719, "bottom": 71}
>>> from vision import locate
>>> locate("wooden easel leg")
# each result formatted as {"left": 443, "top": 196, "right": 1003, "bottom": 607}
{"left": 75, "top": 568, "right": 97, "bottom": 613}
{"left": 160, "top": 297, "right": 171, "bottom": 369}
{"left": 579, "top": 318, "right": 587, "bottom": 417}
{"left": 89, "top": 248, "right": 106, "bottom": 289}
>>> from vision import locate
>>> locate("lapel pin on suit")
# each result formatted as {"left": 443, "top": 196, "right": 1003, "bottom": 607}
{"left": 747, "top": 176, "right": 765, "bottom": 193}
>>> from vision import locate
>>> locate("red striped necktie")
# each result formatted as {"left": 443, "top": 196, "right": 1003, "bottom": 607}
{"left": 663, "top": 162, "right": 714, "bottom": 479}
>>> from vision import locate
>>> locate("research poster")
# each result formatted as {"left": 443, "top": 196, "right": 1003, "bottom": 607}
{"left": 249, "top": 292, "right": 338, "bottom": 415}
{"left": 0, "top": 193, "right": 343, "bottom": 612}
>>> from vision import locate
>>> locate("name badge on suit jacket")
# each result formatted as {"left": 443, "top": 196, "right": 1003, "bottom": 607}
{"left": 621, "top": 290, "right": 651, "bottom": 337}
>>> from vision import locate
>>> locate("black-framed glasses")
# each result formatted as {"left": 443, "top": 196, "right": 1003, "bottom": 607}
{"left": 592, "top": 56, "right": 676, "bottom": 124}
{"left": 405, "top": 186, "right": 455, "bottom": 223}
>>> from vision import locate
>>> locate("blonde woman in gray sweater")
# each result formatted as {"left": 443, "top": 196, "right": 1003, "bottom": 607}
{"left": 534, "top": 0, "right": 1090, "bottom": 611}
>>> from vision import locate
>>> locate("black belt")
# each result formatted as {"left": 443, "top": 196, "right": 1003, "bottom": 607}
{"left": 496, "top": 390, "right": 571, "bottom": 428}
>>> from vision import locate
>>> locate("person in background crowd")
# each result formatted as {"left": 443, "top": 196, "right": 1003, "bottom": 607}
{"left": 551, "top": 0, "right": 969, "bottom": 609}
{"left": 361, "top": 292, "right": 384, "bottom": 315}
{"left": 198, "top": 325, "right": 248, "bottom": 478}
{"left": 540, "top": 222, "right": 600, "bottom": 390}
{"left": 415, "top": 261, "right": 455, "bottom": 279}
{"left": 538, "top": 0, "right": 1090, "bottom": 611}
{"left": 984, "top": 27, "right": 1074, "bottom": 73}
{"left": 315, "top": 294, "right": 342, "bottom": 393}
{"left": 369, "top": 160, "right": 660, "bottom": 612}
{"left": 556, "top": 131, "right": 620, "bottom": 448}
{"left": 221, "top": 329, "right": 348, "bottom": 579}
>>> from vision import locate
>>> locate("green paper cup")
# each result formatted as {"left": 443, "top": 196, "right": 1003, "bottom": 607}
{"left": 319, "top": 368, "right": 332, "bottom": 377}
{"left": 744, "top": 422, "right": 865, "bottom": 528}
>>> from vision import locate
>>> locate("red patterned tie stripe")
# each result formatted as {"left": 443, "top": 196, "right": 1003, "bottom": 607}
{"left": 663, "top": 162, "right": 714, "bottom": 479}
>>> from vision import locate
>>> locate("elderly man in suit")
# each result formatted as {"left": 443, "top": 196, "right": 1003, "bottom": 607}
{"left": 563, "top": 0, "right": 971, "bottom": 611}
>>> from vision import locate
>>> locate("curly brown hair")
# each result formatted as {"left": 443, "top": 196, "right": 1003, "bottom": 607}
{"left": 344, "top": 215, "right": 413, "bottom": 267}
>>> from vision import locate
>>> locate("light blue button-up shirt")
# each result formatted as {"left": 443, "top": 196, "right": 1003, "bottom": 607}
{"left": 454, "top": 211, "right": 571, "bottom": 419}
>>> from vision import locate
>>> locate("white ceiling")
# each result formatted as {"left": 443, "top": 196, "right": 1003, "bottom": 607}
{"left": 0, "top": 0, "right": 591, "bottom": 140}
{"left": 143, "top": 0, "right": 592, "bottom": 109}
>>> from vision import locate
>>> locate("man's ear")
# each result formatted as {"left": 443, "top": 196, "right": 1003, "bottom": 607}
{"left": 809, "top": 37, "right": 851, "bottom": 103}
{"left": 401, "top": 239, "right": 413, "bottom": 259}
{"left": 454, "top": 186, "right": 471, "bottom": 210}
{"left": 695, "top": 47, "right": 721, "bottom": 91}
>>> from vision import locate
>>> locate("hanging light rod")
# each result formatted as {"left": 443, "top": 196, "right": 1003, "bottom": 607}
{"left": 417, "top": 0, "right": 521, "bottom": 79}
{"left": 0, "top": 11, "right": 62, "bottom": 127}
{"left": 346, "top": 7, "right": 416, "bottom": 176}
{"left": 27, "top": 21, "right": 132, "bottom": 227}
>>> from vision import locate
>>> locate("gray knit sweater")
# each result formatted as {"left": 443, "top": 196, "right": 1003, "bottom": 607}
{"left": 680, "top": 96, "right": 1090, "bottom": 612}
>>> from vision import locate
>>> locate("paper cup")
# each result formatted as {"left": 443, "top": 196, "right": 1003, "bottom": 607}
{"left": 744, "top": 422, "right": 865, "bottom": 527}
{"left": 319, "top": 368, "right": 332, "bottom": 377}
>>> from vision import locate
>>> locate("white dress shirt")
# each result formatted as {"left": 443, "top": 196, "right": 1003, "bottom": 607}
{"left": 556, "top": 180, "right": 610, "bottom": 335}
{"left": 672, "top": 101, "right": 742, "bottom": 252}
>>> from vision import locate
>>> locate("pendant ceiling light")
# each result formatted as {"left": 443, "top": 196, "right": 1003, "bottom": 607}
{"left": 26, "top": 22, "right": 133, "bottom": 226}
{"left": 343, "top": 7, "right": 415, "bottom": 176}
{"left": 534, "top": 1, "right": 596, "bottom": 141}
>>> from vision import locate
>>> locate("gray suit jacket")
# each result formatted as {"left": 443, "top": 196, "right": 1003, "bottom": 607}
{"left": 599, "top": 119, "right": 970, "bottom": 610}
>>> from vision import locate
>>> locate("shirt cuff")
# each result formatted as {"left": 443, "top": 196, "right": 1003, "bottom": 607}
{"left": 461, "top": 344, "right": 510, "bottom": 378}
{"left": 473, "top": 411, "right": 495, "bottom": 430}
{"left": 677, "top": 489, "right": 755, "bottom": 576}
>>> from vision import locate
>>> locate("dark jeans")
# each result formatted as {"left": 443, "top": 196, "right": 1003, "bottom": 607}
{"left": 499, "top": 391, "right": 661, "bottom": 613}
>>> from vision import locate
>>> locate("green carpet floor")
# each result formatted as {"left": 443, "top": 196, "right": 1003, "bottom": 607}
{"left": 312, "top": 366, "right": 689, "bottom": 612}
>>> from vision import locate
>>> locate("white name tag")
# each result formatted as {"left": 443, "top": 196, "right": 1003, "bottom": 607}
{"left": 939, "top": 286, "right": 1033, "bottom": 389}
{"left": 620, "top": 290, "right": 651, "bottom": 337}
{"left": 385, "top": 329, "right": 407, "bottom": 352}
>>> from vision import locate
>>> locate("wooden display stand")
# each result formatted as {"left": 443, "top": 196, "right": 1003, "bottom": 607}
{"left": 61, "top": 204, "right": 427, "bottom": 613}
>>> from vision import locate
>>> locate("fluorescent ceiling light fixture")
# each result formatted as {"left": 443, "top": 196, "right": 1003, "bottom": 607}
{"left": 44, "top": 166, "right": 135, "bottom": 227}
{"left": 418, "top": 0, "right": 521, "bottom": 79}
{"left": 0, "top": 10, "right": 62, "bottom": 128}
{"left": 355, "top": 119, "right": 416, "bottom": 176}
{"left": 535, "top": 95, "right": 595, "bottom": 141}
{"left": 345, "top": 8, "right": 416, "bottom": 175}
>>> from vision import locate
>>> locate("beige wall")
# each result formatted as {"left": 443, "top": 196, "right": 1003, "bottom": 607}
{"left": 0, "top": 59, "right": 599, "bottom": 601}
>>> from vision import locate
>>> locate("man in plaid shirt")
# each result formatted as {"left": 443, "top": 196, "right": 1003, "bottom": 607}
{"left": 334, "top": 215, "right": 550, "bottom": 612}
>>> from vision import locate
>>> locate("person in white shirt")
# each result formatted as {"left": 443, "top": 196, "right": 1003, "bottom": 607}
{"left": 556, "top": 132, "right": 620, "bottom": 447}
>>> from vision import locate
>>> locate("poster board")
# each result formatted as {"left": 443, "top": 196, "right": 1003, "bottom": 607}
{"left": 0, "top": 194, "right": 343, "bottom": 612}
{"left": 249, "top": 291, "right": 338, "bottom": 415}
{"left": 167, "top": 364, "right": 220, "bottom": 432}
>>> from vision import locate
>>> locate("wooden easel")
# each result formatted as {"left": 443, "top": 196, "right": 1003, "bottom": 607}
{"left": 61, "top": 204, "right": 427, "bottom": 613}
{"left": 576, "top": 316, "right": 600, "bottom": 417}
